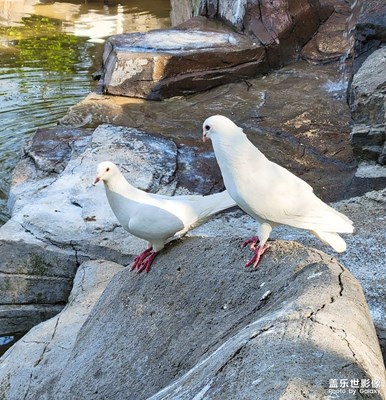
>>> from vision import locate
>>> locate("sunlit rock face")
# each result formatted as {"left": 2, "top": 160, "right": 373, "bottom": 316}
{"left": 101, "top": 29, "right": 267, "bottom": 100}
{"left": 101, "top": 0, "right": 335, "bottom": 100}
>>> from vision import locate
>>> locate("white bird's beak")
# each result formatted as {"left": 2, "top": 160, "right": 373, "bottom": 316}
{"left": 202, "top": 132, "right": 207, "bottom": 142}
{"left": 94, "top": 176, "right": 101, "bottom": 185}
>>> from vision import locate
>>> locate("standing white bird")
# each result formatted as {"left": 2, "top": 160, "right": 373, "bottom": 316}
{"left": 202, "top": 115, "right": 354, "bottom": 267}
{"left": 94, "top": 161, "right": 236, "bottom": 273}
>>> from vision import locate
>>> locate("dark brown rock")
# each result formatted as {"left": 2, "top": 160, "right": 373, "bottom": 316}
{"left": 101, "top": 29, "right": 267, "bottom": 100}
{"left": 172, "top": 0, "right": 333, "bottom": 66}
{"left": 301, "top": 8, "right": 351, "bottom": 64}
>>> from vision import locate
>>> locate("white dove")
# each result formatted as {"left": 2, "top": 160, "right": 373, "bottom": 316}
{"left": 202, "top": 115, "right": 354, "bottom": 267}
{"left": 94, "top": 161, "right": 236, "bottom": 273}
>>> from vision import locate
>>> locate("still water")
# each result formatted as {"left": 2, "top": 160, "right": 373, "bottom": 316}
{"left": 0, "top": 0, "right": 170, "bottom": 224}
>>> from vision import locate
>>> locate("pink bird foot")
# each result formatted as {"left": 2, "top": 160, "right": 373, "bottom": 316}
{"left": 131, "top": 248, "right": 158, "bottom": 273}
{"left": 242, "top": 236, "right": 260, "bottom": 250}
{"left": 242, "top": 236, "right": 269, "bottom": 268}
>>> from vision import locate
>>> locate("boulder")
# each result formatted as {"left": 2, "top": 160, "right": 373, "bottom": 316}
{"left": 188, "top": 186, "right": 386, "bottom": 362}
{"left": 0, "top": 239, "right": 384, "bottom": 399}
{"left": 171, "top": 0, "right": 332, "bottom": 52}
{"left": 349, "top": 47, "right": 386, "bottom": 125}
{"left": 355, "top": 0, "right": 386, "bottom": 58}
{"left": 100, "top": 29, "right": 267, "bottom": 100}
{"left": 349, "top": 47, "right": 386, "bottom": 162}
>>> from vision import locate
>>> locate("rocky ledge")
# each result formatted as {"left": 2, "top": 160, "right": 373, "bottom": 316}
{"left": 1, "top": 240, "right": 385, "bottom": 399}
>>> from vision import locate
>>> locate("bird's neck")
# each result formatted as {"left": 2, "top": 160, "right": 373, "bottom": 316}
{"left": 212, "top": 132, "right": 251, "bottom": 167}
{"left": 103, "top": 172, "right": 143, "bottom": 202}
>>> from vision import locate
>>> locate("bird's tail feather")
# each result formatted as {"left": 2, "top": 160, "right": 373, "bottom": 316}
{"left": 196, "top": 190, "right": 237, "bottom": 219}
{"left": 312, "top": 230, "right": 347, "bottom": 253}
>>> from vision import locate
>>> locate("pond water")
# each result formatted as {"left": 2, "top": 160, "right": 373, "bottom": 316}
{"left": 0, "top": 0, "right": 170, "bottom": 224}
{"left": 0, "top": 0, "right": 170, "bottom": 356}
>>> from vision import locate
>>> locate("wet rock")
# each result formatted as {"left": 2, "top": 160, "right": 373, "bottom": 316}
{"left": 301, "top": 6, "right": 350, "bottom": 64}
{"left": 0, "top": 239, "right": 384, "bottom": 399}
{"left": 61, "top": 61, "right": 386, "bottom": 200}
{"left": 22, "top": 127, "right": 92, "bottom": 175}
{"left": 101, "top": 29, "right": 267, "bottom": 100}
{"left": 0, "top": 260, "right": 124, "bottom": 399}
{"left": 172, "top": 0, "right": 333, "bottom": 65}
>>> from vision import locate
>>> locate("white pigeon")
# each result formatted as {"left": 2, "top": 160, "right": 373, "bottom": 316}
{"left": 94, "top": 161, "right": 236, "bottom": 273}
{"left": 202, "top": 115, "right": 354, "bottom": 267}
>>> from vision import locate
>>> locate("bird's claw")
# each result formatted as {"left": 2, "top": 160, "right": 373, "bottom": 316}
{"left": 131, "top": 248, "right": 158, "bottom": 273}
{"left": 241, "top": 236, "right": 260, "bottom": 250}
{"left": 243, "top": 239, "right": 269, "bottom": 269}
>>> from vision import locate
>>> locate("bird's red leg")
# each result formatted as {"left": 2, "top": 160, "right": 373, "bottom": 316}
{"left": 131, "top": 248, "right": 158, "bottom": 274}
{"left": 242, "top": 236, "right": 260, "bottom": 250}
{"left": 137, "top": 251, "right": 158, "bottom": 274}
{"left": 242, "top": 236, "right": 269, "bottom": 268}
{"left": 131, "top": 248, "right": 152, "bottom": 271}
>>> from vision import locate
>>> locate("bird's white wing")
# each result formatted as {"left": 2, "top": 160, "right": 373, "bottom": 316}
{"left": 128, "top": 203, "right": 185, "bottom": 242}
{"left": 230, "top": 155, "right": 353, "bottom": 233}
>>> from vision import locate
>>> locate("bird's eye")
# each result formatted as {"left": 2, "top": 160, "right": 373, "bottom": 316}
{"left": 204, "top": 125, "right": 210, "bottom": 131}
{"left": 106, "top": 167, "right": 110, "bottom": 172}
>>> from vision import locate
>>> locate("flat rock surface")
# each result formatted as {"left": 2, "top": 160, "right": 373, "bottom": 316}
{"left": 1, "top": 239, "right": 384, "bottom": 399}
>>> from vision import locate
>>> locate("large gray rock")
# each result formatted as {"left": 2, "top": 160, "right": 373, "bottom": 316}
{"left": 101, "top": 29, "right": 266, "bottom": 100}
{"left": 0, "top": 239, "right": 384, "bottom": 399}
{"left": 188, "top": 187, "right": 386, "bottom": 362}
{"left": 349, "top": 47, "right": 386, "bottom": 126}
{"left": 349, "top": 47, "right": 386, "bottom": 162}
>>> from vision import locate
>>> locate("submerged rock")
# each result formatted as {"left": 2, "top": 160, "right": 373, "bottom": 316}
{"left": 0, "top": 240, "right": 384, "bottom": 399}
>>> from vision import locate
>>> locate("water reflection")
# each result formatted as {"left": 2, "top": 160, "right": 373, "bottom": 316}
{"left": 0, "top": 0, "right": 170, "bottom": 224}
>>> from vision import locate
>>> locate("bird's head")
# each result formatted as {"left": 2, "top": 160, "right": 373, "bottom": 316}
{"left": 202, "top": 115, "right": 242, "bottom": 143}
{"left": 94, "top": 161, "right": 119, "bottom": 185}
